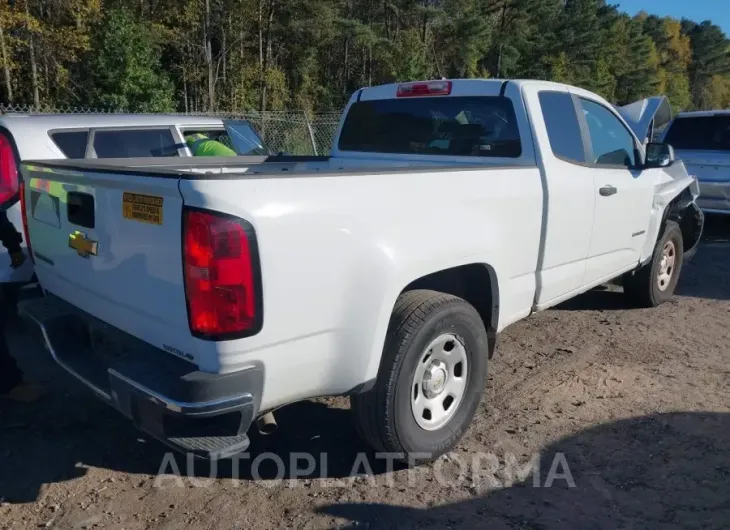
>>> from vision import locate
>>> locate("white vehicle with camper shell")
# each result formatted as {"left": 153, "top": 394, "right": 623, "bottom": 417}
{"left": 18, "top": 79, "right": 703, "bottom": 462}
{"left": 0, "top": 113, "right": 266, "bottom": 293}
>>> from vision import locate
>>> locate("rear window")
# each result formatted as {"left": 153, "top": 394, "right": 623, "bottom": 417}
{"left": 338, "top": 96, "right": 521, "bottom": 158}
{"left": 51, "top": 131, "right": 89, "bottom": 159}
{"left": 664, "top": 116, "right": 730, "bottom": 151}
{"left": 183, "top": 126, "right": 268, "bottom": 156}
{"left": 538, "top": 91, "right": 586, "bottom": 164}
{"left": 93, "top": 129, "right": 179, "bottom": 158}
{"left": 183, "top": 129, "right": 230, "bottom": 145}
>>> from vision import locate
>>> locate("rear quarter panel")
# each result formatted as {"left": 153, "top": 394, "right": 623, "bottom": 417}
{"left": 180, "top": 166, "right": 543, "bottom": 410}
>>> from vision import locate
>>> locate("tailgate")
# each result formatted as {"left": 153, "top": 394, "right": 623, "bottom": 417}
{"left": 21, "top": 163, "right": 196, "bottom": 363}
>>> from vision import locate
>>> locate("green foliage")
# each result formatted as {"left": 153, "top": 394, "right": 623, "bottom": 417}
{"left": 664, "top": 71, "right": 692, "bottom": 112}
{"left": 686, "top": 21, "right": 730, "bottom": 108}
{"left": 695, "top": 74, "right": 730, "bottom": 110}
{"left": 0, "top": 0, "right": 729, "bottom": 112}
{"left": 87, "top": 7, "right": 174, "bottom": 112}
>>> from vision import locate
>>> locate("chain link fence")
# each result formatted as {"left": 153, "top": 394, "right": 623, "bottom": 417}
{"left": 0, "top": 104, "right": 342, "bottom": 156}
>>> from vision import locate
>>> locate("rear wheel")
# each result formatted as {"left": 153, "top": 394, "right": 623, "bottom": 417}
{"left": 624, "top": 221, "right": 684, "bottom": 307}
{"left": 351, "top": 290, "right": 489, "bottom": 465}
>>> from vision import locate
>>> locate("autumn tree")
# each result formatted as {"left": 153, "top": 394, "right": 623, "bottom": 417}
{"left": 0, "top": 0, "right": 728, "bottom": 113}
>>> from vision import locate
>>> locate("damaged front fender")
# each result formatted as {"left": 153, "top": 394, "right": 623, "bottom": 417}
{"left": 665, "top": 188, "right": 704, "bottom": 261}
{"left": 640, "top": 160, "right": 705, "bottom": 265}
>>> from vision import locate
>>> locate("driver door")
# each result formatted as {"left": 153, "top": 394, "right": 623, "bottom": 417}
{"left": 576, "top": 96, "right": 655, "bottom": 286}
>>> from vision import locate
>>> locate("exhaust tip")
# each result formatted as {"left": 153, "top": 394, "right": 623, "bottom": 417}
{"left": 256, "top": 411, "right": 277, "bottom": 435}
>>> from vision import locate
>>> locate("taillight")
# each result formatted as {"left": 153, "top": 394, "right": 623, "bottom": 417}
{"left": 0, "top": 133, "right": 19, "bottom": 207}
{"left": 18, "top": 181, "right": 33, "bottom": 263}
{"left": 183, "top": 208, "right": 262, "bottom": 339}
{"left": 397, "top": 80, "right": 452, "bottom": 97}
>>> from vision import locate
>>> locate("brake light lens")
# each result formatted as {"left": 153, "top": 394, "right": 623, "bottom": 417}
{"left": 397, "top": 80, "right": 452, "bottom": 97}
{"left": 18, "top": 181, "right": 33, "bottom": 263}
{"left": 183, "top": 209, "right": 261, "bottom": 338}
{"left": 0, "top": 134, "right": 18, "bottom": 206}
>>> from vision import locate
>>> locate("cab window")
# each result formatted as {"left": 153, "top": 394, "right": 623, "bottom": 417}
{"left": 93, "top": 128, "right": 179, "bottom": 158}
{"left": 580, "top": 99, "right": 637, "bottom": 168}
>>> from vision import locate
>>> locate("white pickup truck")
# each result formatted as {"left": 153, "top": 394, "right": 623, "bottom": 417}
{"left": 19, "top": 79, "right": 703, "bottom": 462}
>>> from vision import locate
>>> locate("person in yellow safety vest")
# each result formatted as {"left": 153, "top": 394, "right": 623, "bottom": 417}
{"left": 185, "top": 133, "right": 237, "bottom": 157}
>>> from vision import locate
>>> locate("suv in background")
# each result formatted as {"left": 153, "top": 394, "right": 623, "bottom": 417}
{"left": 662, "top": 111, "right": 730, "bottom": 215}
{"left": 0, "top": 114, "right": 267, "bottom": 295}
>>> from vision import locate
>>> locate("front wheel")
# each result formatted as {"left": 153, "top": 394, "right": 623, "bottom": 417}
{"left": 624, "top": 221, "right": 684, "bottom": 307}
{"left": 350, "top": 290, "right": 489, "bottom": 465}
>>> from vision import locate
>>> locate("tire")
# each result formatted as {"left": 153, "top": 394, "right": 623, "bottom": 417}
{"left": 350, "top": 289, "right": 489, "bottom": 465}
{"left": 624, "top": 221, "right": 684, "bottom": 307}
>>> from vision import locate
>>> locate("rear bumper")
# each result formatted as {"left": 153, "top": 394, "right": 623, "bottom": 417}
{"left": 697, "top": 181, "right": 730, "bottom": 214}
{"left": 19, "top": 294, "right": 263, "bottom": 459}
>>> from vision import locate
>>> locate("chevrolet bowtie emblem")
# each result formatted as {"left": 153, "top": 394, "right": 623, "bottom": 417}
{"left": 69, "top": 231, "right": 98, "bottom": 258}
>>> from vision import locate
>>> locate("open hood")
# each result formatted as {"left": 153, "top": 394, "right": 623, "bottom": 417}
{"left": 616, "top": 96, "right": 672, "bottom": 143}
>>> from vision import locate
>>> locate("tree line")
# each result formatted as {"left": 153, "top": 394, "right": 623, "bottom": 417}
{"left": 1, "top": 0, "right": 729, "bottom": 113}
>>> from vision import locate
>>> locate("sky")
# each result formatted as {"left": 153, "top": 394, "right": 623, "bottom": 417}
{"left": 617, "top": 0, "right": 730, "bottom": 35}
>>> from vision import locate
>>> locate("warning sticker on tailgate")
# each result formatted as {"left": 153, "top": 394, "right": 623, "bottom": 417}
{"left": 122, "top": 193, "right": 163, "bottom": 225}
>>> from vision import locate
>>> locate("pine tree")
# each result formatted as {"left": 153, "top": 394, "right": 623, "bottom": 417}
{"left": 0, "top": 0, "right": 728, "bottom": 112}
{"left": 613, "top": 16, "right": 661, "bottom": 104}
{"left": 686, "top": 21, "right": 730, "bottom": 108}
{"left": 88, "top": 7, "right": 175, "bottom": 112}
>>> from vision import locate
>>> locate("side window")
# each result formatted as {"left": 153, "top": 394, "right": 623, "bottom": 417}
{"left": 223, "top": 121, "right": 269, "bottom": 155}
{"left": 538, "top": 91, "right": 585, "bottom": 164}
{"left": 51, "top": 131, "right": 89, "bottom": 159}
{"left": 93, "top": 129, "right": 179, "bottom": 158}
{"left": 580, "top": 98, "right": 637, "bottom": 168}
{"left": 182, "top": 129, "right": 232, "bottom": 149}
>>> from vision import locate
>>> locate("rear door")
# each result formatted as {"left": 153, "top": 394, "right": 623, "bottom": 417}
{"left": 521, "top": 84, "right": 595, "bottom": 307}
{"left": 22, "top": 162, "right": 196, "bottom": 361}
{"left": 575, "top": 95, "right": 654, "bottom": 285}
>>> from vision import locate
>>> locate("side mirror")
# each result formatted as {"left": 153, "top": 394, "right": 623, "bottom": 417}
{"left": 644, "top": 142, "right": 675, "bottom": 168}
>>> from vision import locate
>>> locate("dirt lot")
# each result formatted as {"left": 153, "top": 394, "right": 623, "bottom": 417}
{"left": 1, "top": 216, "right": 729, "bottom": 530}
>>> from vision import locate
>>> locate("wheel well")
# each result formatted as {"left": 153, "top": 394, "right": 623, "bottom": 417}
{"left": 664, "top": 188, "right": 703, "bottom": 254}
{"left": 402, "top": 264, "right": 499, "bottom": 357}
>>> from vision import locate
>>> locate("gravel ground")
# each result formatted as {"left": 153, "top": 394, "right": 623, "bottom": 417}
{"left": 1, "top": 215, "right": 729, "bottom": 530}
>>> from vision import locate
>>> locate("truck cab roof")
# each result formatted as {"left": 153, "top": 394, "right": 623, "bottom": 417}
{"left": 356, "top": 78, "right": 603, "bottom": 101}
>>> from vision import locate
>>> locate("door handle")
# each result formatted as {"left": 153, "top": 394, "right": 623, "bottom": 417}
{"left": 599, "top": 185, "right": 618, "bottom": 197}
